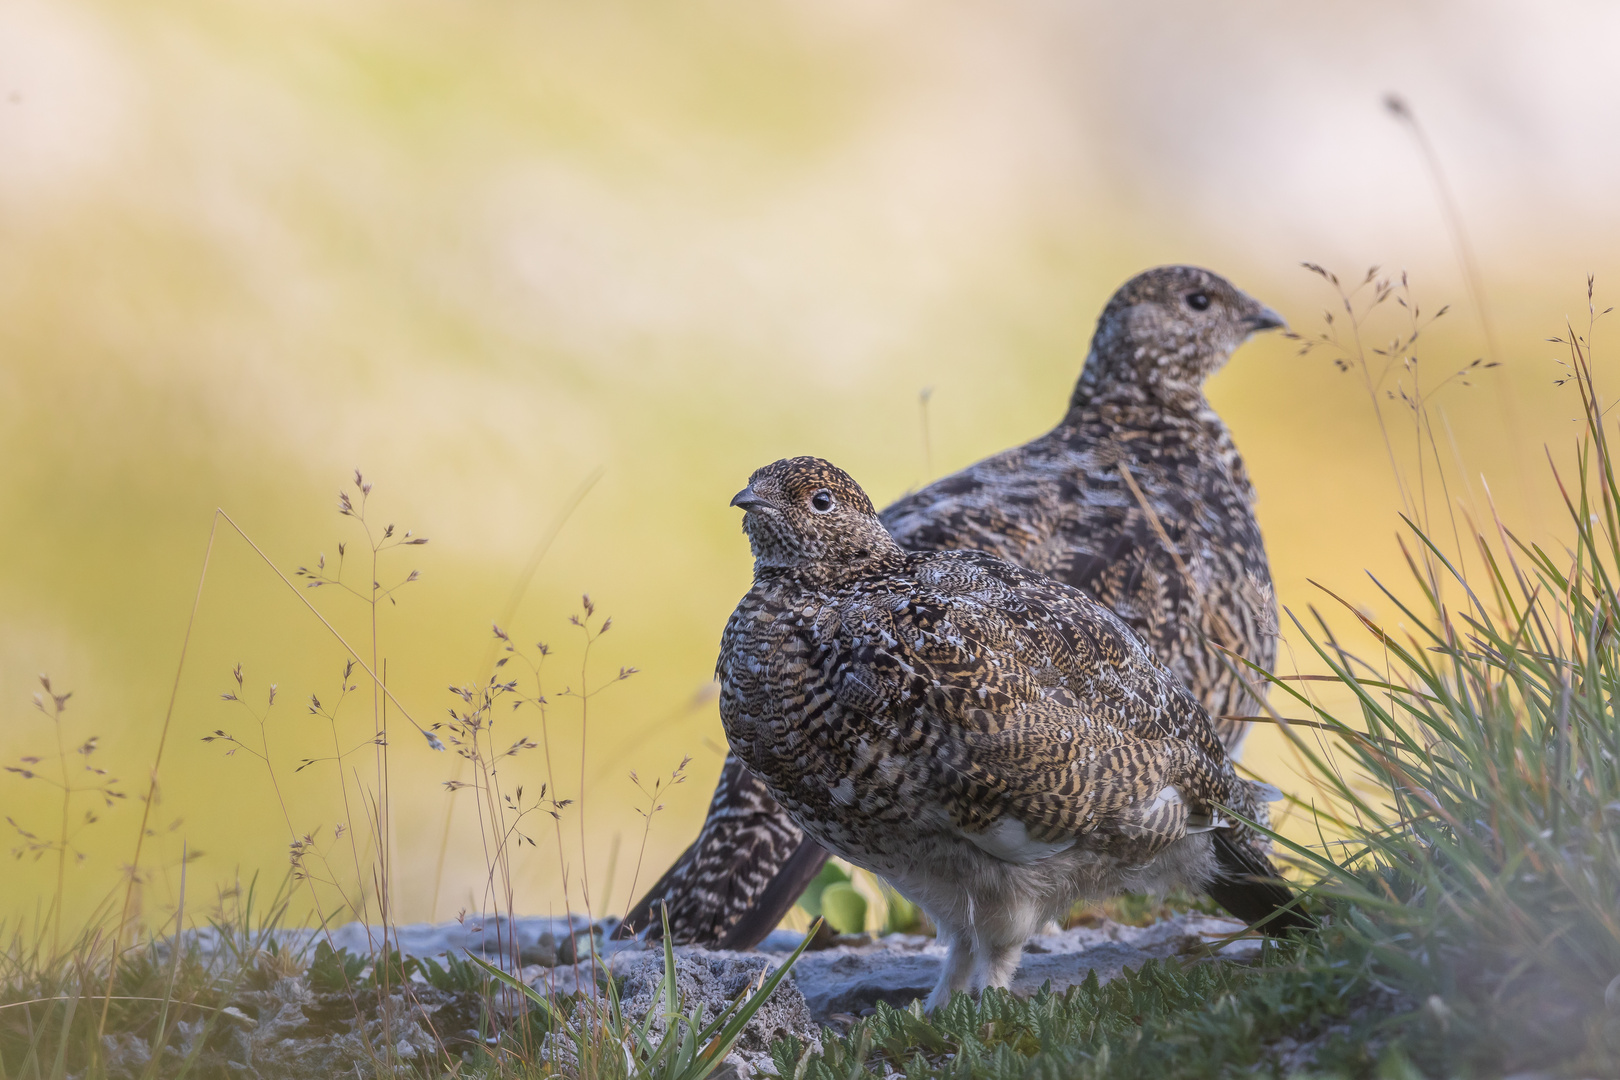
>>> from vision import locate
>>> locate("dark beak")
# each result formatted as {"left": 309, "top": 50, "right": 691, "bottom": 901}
{"left": 730, "top": 485, "right": 771, "bottom": 512}
{"left": 1245, "top": 305, "right": 1288, "bottom": 333}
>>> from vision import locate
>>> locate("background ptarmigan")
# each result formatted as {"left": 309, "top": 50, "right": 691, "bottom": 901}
{"left": 717, "top": 456, "right": 1303, "bottom": 1008}
{"left": 620, "top": 266, "right": 1285, "bottom": 947}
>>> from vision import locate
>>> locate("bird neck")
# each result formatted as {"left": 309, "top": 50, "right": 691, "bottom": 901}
{"left": 1068, "top": 352, "right": 1212, "bottom": 418}
{"left": 753, "top": 544, "right": 905, "bottom": 590}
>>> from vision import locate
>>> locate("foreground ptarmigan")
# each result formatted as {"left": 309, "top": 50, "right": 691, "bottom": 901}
{"left": 620, "top": 266, "right": 1285, "bottom": 947}
{"left": 718, "top": 456, "right": 1303, "bottom": 1008}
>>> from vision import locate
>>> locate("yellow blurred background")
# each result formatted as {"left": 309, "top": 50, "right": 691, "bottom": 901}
{"left": 4, "top": 0, "right": 1620, "bottom": 934}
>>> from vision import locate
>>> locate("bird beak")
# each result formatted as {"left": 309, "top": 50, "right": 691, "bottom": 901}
{"left": 730, "top": 485, "right": 771, "bottom": 512}
{"left": 1245, "top": 305, "right": 1288, "bottom": 333}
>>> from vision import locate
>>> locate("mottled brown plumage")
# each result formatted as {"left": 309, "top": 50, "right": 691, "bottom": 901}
{"left": 717, "top": 457, "right": 1298, "bottom": 1007}
{"left": 885, "top": 265, "right": 1282, "bottom": 743}
{"left": 619, "top": 266, "right": 1284, "bottom": 948}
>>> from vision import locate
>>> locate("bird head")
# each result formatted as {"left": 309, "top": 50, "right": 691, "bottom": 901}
{"left": 730, "top": 457, "right": 902, "bottom": 578}
{"left": 1071, "top": 266, "right": 1285, "bottom": 409}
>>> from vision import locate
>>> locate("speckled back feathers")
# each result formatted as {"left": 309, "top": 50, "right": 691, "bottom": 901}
{"left": 718, "top": 458, "right": 1272, "bottom": 878}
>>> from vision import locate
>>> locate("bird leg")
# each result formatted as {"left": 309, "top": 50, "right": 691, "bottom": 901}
{"left": 973, "top": 937, "right": 1025, "bottom": 993}
{"left": 924, "top": 921, "right": 976, "bottom": 1012}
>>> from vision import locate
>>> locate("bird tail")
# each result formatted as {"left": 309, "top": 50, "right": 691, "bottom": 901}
{"left": 618, "top": 834, "right": 829, "bottom": 950}
{"left": 614, "top": 754, "right": 825, "bottom": 949}
{"left": 1206, "top": 828, "right": 1312, "bottom": 936}
{"left": 716, "top": 837, "right": 831, "bottom": 950}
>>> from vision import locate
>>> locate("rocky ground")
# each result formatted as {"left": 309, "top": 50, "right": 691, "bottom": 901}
{"left": 776, "top": 913, "right": 1260, "bottom": 1022}
{"left": 109, "top": 913, "right": 1266, "bottom": 1078}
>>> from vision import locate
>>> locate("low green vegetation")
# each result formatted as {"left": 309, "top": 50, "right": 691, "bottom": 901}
{"left": 470, "top": 911, "right": 817, "bottom": 1080}
{"left": 779, "top": 934, "right": 1419, "bottom": 1080}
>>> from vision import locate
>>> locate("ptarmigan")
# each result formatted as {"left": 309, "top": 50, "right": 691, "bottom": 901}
{"left": 717, "top": 456, "right": 1303, "bottom": 1009}
{"left": 620, "top": 266, "right": 1286, "bottom": 947}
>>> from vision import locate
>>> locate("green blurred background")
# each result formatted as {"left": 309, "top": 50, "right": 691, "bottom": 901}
{"left": 3, "top": 0, "right": 1619, "bottom": 933}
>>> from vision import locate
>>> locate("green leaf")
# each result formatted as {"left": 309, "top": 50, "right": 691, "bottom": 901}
{"left": 819, "top": 882, "right": 868, "bottom": 935}
{"left": 796, "top": 861, "right": 850, "bottom": 919}
{"left": 462, "top": 949, "right": 568, "bottom": 1033}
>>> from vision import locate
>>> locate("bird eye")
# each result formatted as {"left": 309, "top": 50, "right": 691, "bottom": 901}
{"left": 810, "top": 490, "right": 835, "bottom": 513}
{"left": 1185, "top": 291, "right": 1211, "bottom": 312}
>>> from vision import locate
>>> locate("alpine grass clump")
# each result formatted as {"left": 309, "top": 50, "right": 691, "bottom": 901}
{"left": 1255, "top": 276, "right": 1620, "bottom": 1074}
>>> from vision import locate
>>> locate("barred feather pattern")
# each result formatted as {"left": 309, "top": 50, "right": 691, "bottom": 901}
{"left": 614, "top": 751, "right": 803, "bottom": 943}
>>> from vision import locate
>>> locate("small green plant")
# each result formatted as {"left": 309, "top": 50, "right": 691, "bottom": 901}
{"left": 816, "top": 883, "right": 866, "bottom": 935}
{"left": 306, "top": 939, "right": 366, "bottom": 993}
{"left": 467, "top": 908, "right": 817, "bottom": 1080}
{"left": 794, "top": 861, "right": 849, "bottom": 921}
{"left": 418, "top": 950, "right": 490, "bottom": 994}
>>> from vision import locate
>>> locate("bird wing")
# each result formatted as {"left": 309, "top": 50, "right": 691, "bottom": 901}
{"left": 881, "top": 439, "right": 1199, "bottom": 647}
{"left": 884, "top": 436, "right": 1270, "bottom": 731}
{"left": 829, "top": 549, "right": 1232, "bottom": 853}
{"left": 881, "top": 445, "right": 1068, "bottom": 568}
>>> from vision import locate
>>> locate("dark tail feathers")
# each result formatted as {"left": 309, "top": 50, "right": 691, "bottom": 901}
{"left": 1207, "top": 830, "right": 1313, "bottom": 937}
{"left": 614, "top": 837, "right": 831, "bottom": 950}
{"left": 717, "top": 837, "right": 831, "bottom": 950}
